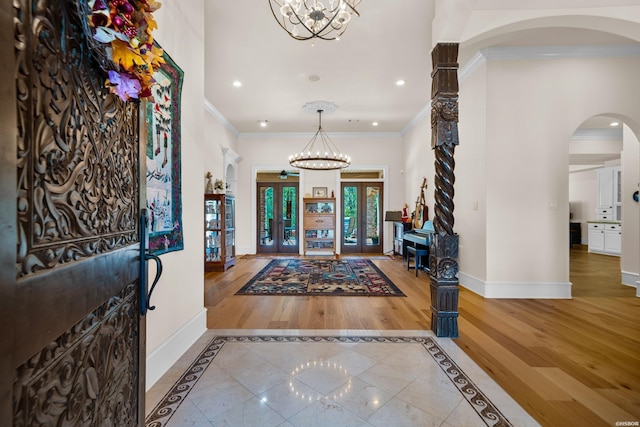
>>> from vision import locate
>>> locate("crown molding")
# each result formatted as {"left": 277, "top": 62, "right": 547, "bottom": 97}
{"left": 458, "top": 50, "right": 487, "bottom": 84}
{"left": 204, "top": 98, "right": 240, "bottom": 137}
{"left": 401, "top": 101, "right": 432, "bottom": 136}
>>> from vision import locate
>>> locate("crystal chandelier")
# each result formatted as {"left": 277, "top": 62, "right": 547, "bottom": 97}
{"left": 268, "top": 0, "right": 362, "bottom": 41}
{"left": 289, "top": 104, "right": 351, "bottom": 170}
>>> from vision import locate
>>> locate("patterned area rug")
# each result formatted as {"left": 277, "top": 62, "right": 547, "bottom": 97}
{"left": 235, "top": 259, "right": 405, "bottom": 296}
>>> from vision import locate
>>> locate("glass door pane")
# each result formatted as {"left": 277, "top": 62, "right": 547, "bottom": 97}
{"left": 365, "top": 186, "right": 381, "bottom": 247}
{"left": 225, "top": 196, "right": 235, "bottom": 261}
{"left": 258, "top": 186, "right": 275, "bottom": 250}
{"left": 342, "top": 185, "right": 358, "bottom": 248}
{"left": 280, "top": 186, "right": 297, "bottom": 250}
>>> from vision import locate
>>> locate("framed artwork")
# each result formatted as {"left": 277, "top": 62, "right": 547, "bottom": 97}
{"left": 145, "top": 46, "right": 184, "bottom": 255}
{"left": 312, "top": 187, "right": 328, "bottom": 198}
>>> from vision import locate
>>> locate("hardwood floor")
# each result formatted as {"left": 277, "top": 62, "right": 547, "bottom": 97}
{"left": 205, "top": 247, "right": 640, "bottom": 427}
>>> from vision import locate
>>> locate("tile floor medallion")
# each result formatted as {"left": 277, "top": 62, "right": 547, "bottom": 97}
{"left": 146, "top": 330, "right": 540, "bottom": 427}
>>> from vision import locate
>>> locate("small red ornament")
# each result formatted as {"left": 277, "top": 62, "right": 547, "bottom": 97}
{"left": 120, "top": 2, "right": 134, "bottom": 14}
{"left": 112, "top": 15, "right": 124, "bottom": 27}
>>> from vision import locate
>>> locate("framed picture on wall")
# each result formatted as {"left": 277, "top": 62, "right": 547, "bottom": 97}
{"left": 312, "top": 187, "right": 328, "bottom": 198}
{"left": 145, "top": 44, "right": 184, "bottom": 255}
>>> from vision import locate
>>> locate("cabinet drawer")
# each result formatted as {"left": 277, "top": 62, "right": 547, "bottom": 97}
{"left": 588, "top": 223, "right": 603, "bottom": 230}
{"left": 604, "top": 224, "right": 621, "bottom": 231}
{"left": 596, "top": 208, "right": 613, "bottom": 215}
{"left": 596, "top": 214, "right": 612, "bottom": 221}
{"left": 304, "top": 215, "right": 335, "bottom": 229}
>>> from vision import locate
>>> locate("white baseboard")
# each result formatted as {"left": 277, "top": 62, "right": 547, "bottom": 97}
{"left": 458, "top": 272, "right": 572, "bottom": 299}
{"left": 621, "top": 271, "right": 639, "bottom": 288}
{"left": 146, "top": 308, "right": 208, "bottom": 391}
{"left": 637, "top": 281, "right": 640, "bottom": 298}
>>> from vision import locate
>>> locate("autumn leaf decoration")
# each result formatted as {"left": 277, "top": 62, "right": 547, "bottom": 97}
{"left": 87, "top": 0, "right": 165, "bottom": 102}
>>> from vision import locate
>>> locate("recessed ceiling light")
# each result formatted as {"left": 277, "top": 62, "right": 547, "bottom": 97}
{"left": 610, "top": 121, "right": 620, "bottom": 127}
{"left": 232, "top": 80, "right": 242, "bottom": 87}
{"left": 372, "top": 122, "right": 379, "bottom": 126}
{"left": 259, "top": 120, "right": 268, "bottom": 127}
{"left": 395, "top": 80, "right": 405, "bottom": 86}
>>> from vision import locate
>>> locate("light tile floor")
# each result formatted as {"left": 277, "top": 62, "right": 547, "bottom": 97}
{"left": 146, "top": 330, "right": 540, "bottom": 427}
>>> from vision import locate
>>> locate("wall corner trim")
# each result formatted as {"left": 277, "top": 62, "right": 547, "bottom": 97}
{"left": 146, "top": 308, "right": 208, "bottom": 391}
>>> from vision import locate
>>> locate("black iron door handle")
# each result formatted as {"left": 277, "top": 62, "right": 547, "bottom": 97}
{"left": 140, "top": 208, "right": 163, "bottom": 315}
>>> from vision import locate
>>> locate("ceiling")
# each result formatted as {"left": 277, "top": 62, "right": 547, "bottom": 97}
{"left": 205, "top": 1, "right": 433, "bottom": 134}
{"left": 204, "top": 2, "right": 636, "bottom": 165}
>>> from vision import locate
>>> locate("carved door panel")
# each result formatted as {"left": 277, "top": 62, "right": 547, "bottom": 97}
{"left": 1, "top": 1, "right": 146, "bottom": 425}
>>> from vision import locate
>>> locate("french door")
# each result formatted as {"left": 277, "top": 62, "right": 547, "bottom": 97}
{"left": 257, "top": 183, "right": 299, "bottom": 254}
{"left": 341, "top": 182, "right": 384, "bottom": 254}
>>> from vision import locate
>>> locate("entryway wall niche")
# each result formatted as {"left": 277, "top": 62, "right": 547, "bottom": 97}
{"left": 223, "top": 148, "right": 241, "bottom": 195}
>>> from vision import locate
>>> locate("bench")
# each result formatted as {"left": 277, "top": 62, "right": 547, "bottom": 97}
{"left": 406, "top": 246, "right": 429, "bottom": 277}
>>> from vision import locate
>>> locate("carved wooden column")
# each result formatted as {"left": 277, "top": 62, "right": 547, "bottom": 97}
{"left": 429, "top": 43, "right": 460, "bottom": 337}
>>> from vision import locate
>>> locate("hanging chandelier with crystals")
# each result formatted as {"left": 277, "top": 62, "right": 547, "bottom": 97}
{"left": 289, "top": 102, "right": 351, "bottom": 170}
{"left": 268, "top": 0, "right": 362, "bottom": 41}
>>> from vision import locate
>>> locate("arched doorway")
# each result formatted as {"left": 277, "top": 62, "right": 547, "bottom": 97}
{"left": 569, "top": 114, "right": 640, "bottom": 296}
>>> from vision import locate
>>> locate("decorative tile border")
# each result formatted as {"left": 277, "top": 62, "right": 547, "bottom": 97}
{"left": 145, "top": 335, "right": 513, "bottom": 427}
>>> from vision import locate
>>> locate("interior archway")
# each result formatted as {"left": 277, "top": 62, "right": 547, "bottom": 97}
{"left": 568, "top": 113, "right": 640, "bottom": 296}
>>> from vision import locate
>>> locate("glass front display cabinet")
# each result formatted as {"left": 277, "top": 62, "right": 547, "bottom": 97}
{"left": 205, "top": 194, "right": 236, "bottom": 271}
{"left": 303, "top": 198, "right": 336, "bottom": 255}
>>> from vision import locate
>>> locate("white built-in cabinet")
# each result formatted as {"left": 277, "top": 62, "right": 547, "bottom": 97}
{"left": 588, "top": 223, "right": 621, "bottom": 256}
{"left": 604, "top": 225, "right": 622, "bottom": 255}
{"left": 597, "top": 166, "right": 622, "bottom": 221}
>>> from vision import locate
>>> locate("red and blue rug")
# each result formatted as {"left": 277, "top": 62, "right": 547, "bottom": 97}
{"left": 235, "top": 259, "right": 405, "bottom": 296}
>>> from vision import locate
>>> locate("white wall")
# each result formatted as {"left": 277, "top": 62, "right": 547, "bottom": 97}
{"left": 402, "top": 111, "right": 436, "bottom": 225}
{"left": 203, "top": 106, "right": 238, "bottom": 184}
{"left": 236, "top": 133, "right": 404, "bottom": 255}
{"left": 145, "top": 1, "right": 207, "bottom": 390}
{"left": 621, "top": 125, "right": 640, "bottom": 289}
{"left": 424, "top": 51, "right": 640, "bottom": 298}
{"left": 456, "top": 61, "right": 488, "bottom": 286}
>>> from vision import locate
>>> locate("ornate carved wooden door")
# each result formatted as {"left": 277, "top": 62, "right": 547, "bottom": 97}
{"left": 1, "top": 1, "right": 147, "bottom": 425}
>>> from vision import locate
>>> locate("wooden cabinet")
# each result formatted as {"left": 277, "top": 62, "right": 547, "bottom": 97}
{"left": 303, "top": 198, "right": 335, "bottom": 255}
{"left": 205, "top": 194, "right": 236, "bottom": 271}
{"left": 588, "top": 222, "right": 621, "bottom": 256}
